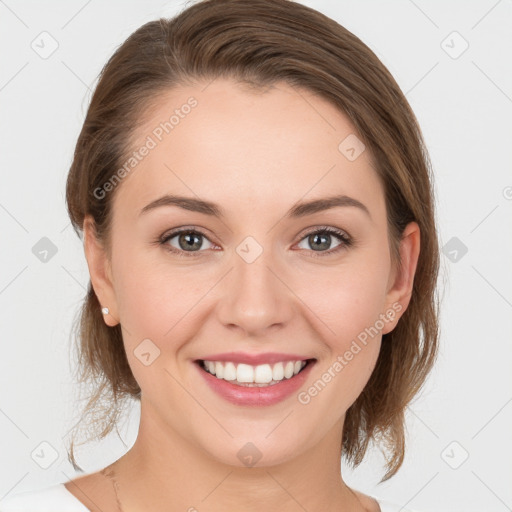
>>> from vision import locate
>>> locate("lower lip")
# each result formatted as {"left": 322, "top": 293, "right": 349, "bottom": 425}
{"left": 194, "top": 360, "right": 316, "bottom": 407}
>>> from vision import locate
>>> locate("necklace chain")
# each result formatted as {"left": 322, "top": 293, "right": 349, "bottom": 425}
{"left": 101, "top": 463, "right": 124, "bottom": 512}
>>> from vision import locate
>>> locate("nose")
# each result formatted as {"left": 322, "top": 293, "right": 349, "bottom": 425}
{"left": 215, "top": 244, "right": 295, "bottom": 336}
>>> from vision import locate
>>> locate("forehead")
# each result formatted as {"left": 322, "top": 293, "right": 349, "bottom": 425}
{"left": 113, "top": 78, "right": 385, "bottom": 223}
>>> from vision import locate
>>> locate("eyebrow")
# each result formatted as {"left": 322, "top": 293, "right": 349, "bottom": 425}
{"left": 139, "top": 194, "right": 371, "bottom": 220}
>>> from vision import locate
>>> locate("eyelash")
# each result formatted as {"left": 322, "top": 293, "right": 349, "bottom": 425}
{"left": 157, "top": 226, "right": 353, "bottom": 259}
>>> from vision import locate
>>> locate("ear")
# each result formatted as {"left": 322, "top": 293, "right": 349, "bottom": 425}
{"left": 83, "top": 214, "right": 119, "bottom": 327}
{"left": 381, "top": 221, "right": 421, "bottom": 335}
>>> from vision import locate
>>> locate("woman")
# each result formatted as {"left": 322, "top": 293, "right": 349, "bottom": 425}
{"left": 0, "top": 0, "right": 439, "bottom": 510}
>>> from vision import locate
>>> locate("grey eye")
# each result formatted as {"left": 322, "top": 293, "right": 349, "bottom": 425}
{"left": 297, "top": 231, "right": 343, "bottom": 252}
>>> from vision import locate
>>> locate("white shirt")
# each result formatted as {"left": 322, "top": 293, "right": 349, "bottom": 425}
{"left": 0, "top": 483, "right": 424, "bottom": 512}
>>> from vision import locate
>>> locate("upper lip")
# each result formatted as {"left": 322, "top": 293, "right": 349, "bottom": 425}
{"left": 196, "top": 352, "right": 315, "bottom": 366}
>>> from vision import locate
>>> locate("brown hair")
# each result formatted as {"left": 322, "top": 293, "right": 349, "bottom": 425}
{"left": 65, "top": 0, "right": 440, "bottom": 482}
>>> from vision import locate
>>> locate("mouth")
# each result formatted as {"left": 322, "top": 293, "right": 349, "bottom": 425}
{"left": 193, "top": 356, "right": 317, "bottom": 406}
{"left": 194, "top": 358, "right": 317, "bottom": 388}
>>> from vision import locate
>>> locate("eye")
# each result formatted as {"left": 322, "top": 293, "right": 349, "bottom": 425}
{"left": 295, "top": 226, "right": 352, "bottom": 257}
{"left": 159, "top": 227, "right": 215, "bottom": 257}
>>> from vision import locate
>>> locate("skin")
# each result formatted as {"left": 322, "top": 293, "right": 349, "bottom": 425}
{"left": 65, "top": 78, "right": 420, "bottom": 512}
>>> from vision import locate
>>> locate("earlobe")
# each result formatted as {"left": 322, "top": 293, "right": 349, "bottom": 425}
{"left": 381, "top": 221, "right": 421, "bottom": 335}
{"left": 83, "top": 215, "right": 119, "bottom": 327}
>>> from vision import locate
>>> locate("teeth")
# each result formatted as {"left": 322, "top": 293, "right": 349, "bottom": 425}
{"left": 202, "top": 359, "right": 308, "bottom": 386}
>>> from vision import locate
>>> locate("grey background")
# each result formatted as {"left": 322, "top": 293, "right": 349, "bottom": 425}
{"left": 1, "top": 1, "right": 511, "bottom": 511}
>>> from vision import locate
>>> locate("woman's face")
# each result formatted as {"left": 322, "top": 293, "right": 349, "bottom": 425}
{"left": 85, "top": 78, "right": 419, "bottom": 467}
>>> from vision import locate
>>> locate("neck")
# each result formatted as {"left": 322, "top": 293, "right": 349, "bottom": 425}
{"left": 112, "top": 398, "right": 366, "bottom": 512}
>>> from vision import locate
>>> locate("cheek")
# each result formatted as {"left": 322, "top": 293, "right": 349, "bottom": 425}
{"left": 296, "top": 266, "right": 389, "bottom": 414}
{"left": 110, "top": 235, "right": 217, "bottom": 366}
{"left": 109, "top": 234, "right": 182, "bottom": 341}
{"left": 303, "top": 250, "right": 391, "bottom": 344}
{"left": 114, "top": 259, "right": 201, "bottom": 339}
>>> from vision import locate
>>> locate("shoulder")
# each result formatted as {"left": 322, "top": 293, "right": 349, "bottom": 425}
{"left": 353, "top": 488, "right": 424, "bottom": 512}
{"left": 373, "top": 496, "right": 425, "bottom": 512}
{"left": 0, "top": 483, "right": 89, "bottom": 512}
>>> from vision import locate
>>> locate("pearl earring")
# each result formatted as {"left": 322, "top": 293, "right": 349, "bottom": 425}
{"left": 102, "top": 307, "right": 109, "bottom": 315}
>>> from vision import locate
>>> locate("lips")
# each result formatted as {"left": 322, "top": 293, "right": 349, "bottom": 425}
{"left": 193, "top": 355, "right": 317, "bottom": 406}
